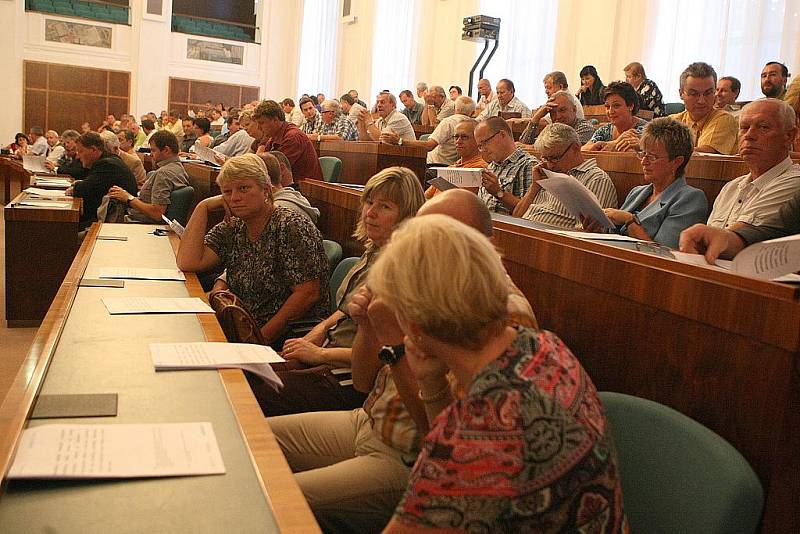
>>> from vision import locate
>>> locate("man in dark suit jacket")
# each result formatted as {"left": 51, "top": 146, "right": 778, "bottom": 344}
{"left": 66, "top": 132, "right": 137, "bottom": 229}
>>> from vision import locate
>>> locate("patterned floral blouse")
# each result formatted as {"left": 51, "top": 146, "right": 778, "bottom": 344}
{"left": 394, "top": 327, "right": 628, "bottom": 533}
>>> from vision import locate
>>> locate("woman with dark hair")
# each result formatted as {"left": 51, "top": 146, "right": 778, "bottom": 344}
{"left": 583, "top": 81, "right": 647, "bottom": 152}
{"left": 193, "top": 117, "right": 213, "bottom": 148}
{"left": 6, "top": 133, "right": 29, "bottom": 154}
{"left": 578, "top": 65, "right": 606, "bottom": 105}
{"left": 448, "top": 85, "right": 462, "bottom": 101}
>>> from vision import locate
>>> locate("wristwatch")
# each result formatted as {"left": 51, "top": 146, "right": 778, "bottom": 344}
{"left": 378, "top": 344, "right": 405, "bottom": 366}
{"left": 126, "top": 194, "right": 135, "bottom": 206}
{"left": 495, "top": 189, "right": 505, "bottom": 200}
{"left": 629, "top": 213, "right": 642, "bottom": 227}
{"left": 398, "top": 137, "right": 403, "bottom": 146}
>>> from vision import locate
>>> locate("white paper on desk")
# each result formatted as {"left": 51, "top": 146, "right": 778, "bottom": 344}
{"left": 102, "top": 297, "right": 214, "bottom": 314}
{"left": 731, "top": 234, "right": 800, "bottom": 280}
{"left": 434, "top": 167, "right": 483, "bottom": 187}
{"left": 22, "top": 155, "right": 49, "bottom": 173}
{"left": 537, "top": 169, "right": 615, "bottom": 230}
{"left": 193, "top": 145, "right": 223, "bottom": 165}
{"left": 15, "top": 199, "right": 72, "bottom": 209}
{"left": 546, "top": 229, "right": 642, "bottom": 242}
{"left": 33, "top": 176, "right": 71, "bottom": 188}
{"left": 24, "top": 187, "right": 67, "bottom": 199}
{"left": 99, "top": 267, "right": 186, "bottom": 281}
{"left": 151, "top": 342, "right": 285, "bottom": 390}
{"left": 7, "top": 422, "right": 225, "bottom": 479}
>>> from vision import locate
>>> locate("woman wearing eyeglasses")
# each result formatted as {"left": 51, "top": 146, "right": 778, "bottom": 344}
{"left": 585, "top": 118, "right": 708, "bottom": 248}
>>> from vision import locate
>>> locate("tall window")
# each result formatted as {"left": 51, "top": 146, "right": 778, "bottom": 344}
{"left": 645, "top": 0, "right": 800, "bottom": 101}
{"left": 370, "top": 0, "right": 420, "bottom": 99}
{"left": 296, "top": 0, "right": 339, "bottom": 99}
{"left": 477, "top": 1, "right": 559, "bottom": 108}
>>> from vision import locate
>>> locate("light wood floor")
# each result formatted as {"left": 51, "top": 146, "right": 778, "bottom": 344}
{"left": 0, "top": 215, "right": 38, "bottom": 398}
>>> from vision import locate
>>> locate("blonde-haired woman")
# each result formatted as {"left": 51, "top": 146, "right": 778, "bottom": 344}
{"left": 177, "top": 153, "right": 329, "bottom": 343}
{"left": 263, "top": 166, "right": 426, "bottom": 415}
{"left": 367, "top": 215, "right": 626, "bottom": 533}
{"left": 787, "top": 77, "right": 800, "bottom": 157}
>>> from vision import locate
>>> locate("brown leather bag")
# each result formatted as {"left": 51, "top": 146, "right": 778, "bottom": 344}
{"left": 208, "top": 290, "right": 266, "bottom": 345}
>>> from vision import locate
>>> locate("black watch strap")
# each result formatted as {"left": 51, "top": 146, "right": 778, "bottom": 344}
{"left": 378, "top": 344, "right": 405, "bottom": 366}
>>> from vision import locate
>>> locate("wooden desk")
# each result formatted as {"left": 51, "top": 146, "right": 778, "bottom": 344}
{"left": 300, "top": 179, "right": 800, "bottom": 532}
{"left": 0, "top": 157, "right": 32, "bottom": 205}
{"left": 318, "top": 141, "right": 428, "bottom": 184}
{"left": 0, "top": 223, "right": 319, "bottom": 533}
{"left": 4, "top": 192, "right": 82, "bottom": 327}
{"left": 412, "top": 124, "right": 434, "bottom": 139}
{"left": 583, "top": 104, "right": 608, "bottom": 123}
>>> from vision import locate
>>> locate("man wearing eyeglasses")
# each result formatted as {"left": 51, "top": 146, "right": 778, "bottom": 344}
{"left": 512, "top": 123, "right": 617, "bottom": 227}
{"left": 475, "top": 116, "right": 537, "bottom": 214}
{"left": 669, "top": 62, "right": 738, "bottom": 154}
{"left": 305, "top": 99, "right": 358, "bottom": 141}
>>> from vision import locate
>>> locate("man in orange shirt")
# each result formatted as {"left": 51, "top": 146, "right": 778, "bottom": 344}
{"left": 425, "top": 119, "right": 487, "bottom": 198}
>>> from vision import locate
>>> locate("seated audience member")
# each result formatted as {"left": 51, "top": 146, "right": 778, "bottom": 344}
{"left": 316, "top": 93, "right": 326, "bottom": 107}
{"left": 420, "top": 86, "right": 456, "bottom": 127}
{"left": 306, "top": 99, "right": 358, "bottom": 141}
{"left": 340, "top": 93, "right": 367, "bottom": 124}
{"left": 416, "top": 81, "right": 428, "bottom": 101}
{"left": 299, "top": 97, "right": 321, "bottom": 134}
{"left": 477, "top": 78, "right": 532, "bottom": 120}
{"left": 28, "top": 127, "right": 48, "bottom": 155}
{"left": 424, "top": 119, "right": 487, "bottom": 198}
{"left": 44, "top": 130, "right": 65, "bottom": 164}
{"left": 669, "top": 62, "right": 738, "bottom": 154}
{"left": 130, "top": 121, "right": 147, "bottom": 149}
{"left": 177, "top": 154, "right": 329, "bottom": 344}
{"left": 624, "top": 61, "right": 665, "bottom": 117}
{"left": 583, "top": 82, "right": 647, "bottom": 152}
{"left": 46, "top": 130, "right": 86, "bottom": 179}
{"left": 99, "top": 130, "right": 146, "bottom": 188}
{"left": 681, "top": 188, "right": 800, "bottom": 262}
{"left": 706, "top": 99, "right": 799, "bottom": 229}
{"left": 398, "top": 90, "right": 424, "bottom": 125}
{"left": 117, "top": 129, "right": 136, "bottom": 154}
{"left": 520, "top": 90, "right": 595, "bottom": 145}
{"left": 383, "top": 96, "right": 475, "bottom": 166}
{"left": 214, "top": 115, "right": 254, "bottom": 157}
{"left": 237, "top": 109, "right": 264, "bottom": 154}
{"left": 448, "top": 85, "right": 462, "bottom": 100}
{"left": 788, "top": 77, "right": 800, "bottom": 157}
{"left": 253, "top": 100, "right": 323, "bottom": 181}
{"left": 349, "top": 89, "right": 367, "bottom": 108}
{"left": 761, "top": 61, "right": 790, "bottom": 99}
{"left": 270, "top": 185, "right": 537, "bottom": 534}
{"left": 192, "top": 117, "right": 213, "bottom": 149}
{"left": 363, "top": 215, "right": 625, "bottom": 533}
{"left": 473, "top": 78, "right": 495, "bottom": 117}
{"left": 180, "top": 118, "right": 197, "bottom": 152}
{"left": 161, "top": 110, "right": 185, "bottom": 146}
{"left": 544, "top": 70, "right": 569, "bottom": 97}
{"left": 141, "top": 119, "right": 156, "bottom": 146}
{"left": 281, "top": 99, "right": 305, "bottom": 127}
{"left": 6, "top": 132, "right": 29, "bottom": 153}
{"left": 108, "top": 130, "right": 190, "bottom": 223}
{"left": 65, "top": 132, "right": 137, "bottom": 229}
{"left": 577, "top": 65, "right": 606, "bottom": 106}
{"left": 475, "top": 116, "right": 536, "bottom": 214}
{"left": 96, "top": 114, "right": 116, "bottom": 133}
{"left": 258, "top": 152, "right": 319, "bottom": 223}
{"left": 357, "top": 92, "right": 416, "bottom": 144}
{"left": 715, "top": 76, "right": 742, "bottom": 115}
{"left": 269, "top": 150, "right": 296, "bottom": 188}
{"left": 79, "top": 122, "right": 92, "bottom": 135}
{"left": 514, "top": 123, "right": 618, "bottom": 226}
{"left": 585, "top": 118, "right": 708, "bottom": 248}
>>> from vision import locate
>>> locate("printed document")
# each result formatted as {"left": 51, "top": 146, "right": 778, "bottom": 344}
{"left": 102, "top": 297, "right": 213, "bottom": 314}
{"left": 99, "top": 267, "right": 186, "bottom": 281}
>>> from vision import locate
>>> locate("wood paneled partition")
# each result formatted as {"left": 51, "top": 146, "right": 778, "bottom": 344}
{"left": 168, "top": 77, "right": 260, "bottom": 118}
{"left": 24, "top": 61, "right": 130, "bottom": 134}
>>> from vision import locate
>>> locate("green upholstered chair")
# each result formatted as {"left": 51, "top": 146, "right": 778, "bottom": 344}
{"left": 599, "top": 392, "right": 763, "bottom": 534}
{"left": 419, "top": 134, "right": 431, "bottom": 141}
{"left": 329, "top": 257, "right": 359, "bottom": 309}
{"left": 665, "top": 102, "right": 686, "bottom": 115}
{"left": 322, "top": 239, "right": 343, "bottom": 273}
{"left": 164, "top": 186, "right": 195, "bottom": 226}
{"left": 319, "top": 156, "right": 342, "bottom": 183}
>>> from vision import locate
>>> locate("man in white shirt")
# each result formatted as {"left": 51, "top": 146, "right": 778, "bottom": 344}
{"left": 356, "top": 92, "right": 416, "bottom": 143}
{"left": 340, "top": 94, "right": 366, "bottom": 123}
{"left": 421, "top": 86, "right": 456, "bottom": 127}
{"left": 477, "top": 79, "right": 532, "bottom": 120}
{"left": 28, "top": 127, "right": 48, "bottom": 155}
{"left": 281, "top": 98, "right": 305, "bottom": 126}
{"left": 215, "top": 115, "right": 255, "bottom": 157}
{"left": 473, "top": 78, "right": 495, "bottom": 117}
{"left": 707, "top": 98, "right": 800, "bottom": 229}
{"left": 44, "top": 130, "right": 65, "bottom": 163}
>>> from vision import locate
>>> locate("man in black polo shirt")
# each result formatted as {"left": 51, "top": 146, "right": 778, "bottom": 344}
{"left": 66, "top": 132, "right": 137, "bottom": 229}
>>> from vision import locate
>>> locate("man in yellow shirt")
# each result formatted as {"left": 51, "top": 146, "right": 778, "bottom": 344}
{"left": 669, "top": 62, "right": 738, "bottom": 154}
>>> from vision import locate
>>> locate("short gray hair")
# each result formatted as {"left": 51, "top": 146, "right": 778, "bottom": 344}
{"left": 429, "top": 85, "right": 446, "bottom": 98}
{"left": 742, "top": 98, "right": 797, "bottom": 131}
{"left": 641, "top": 118, "right": 694, "bottom": 177}
{"left": 551, "top": 90, "right": 585, "bottom": 120}
{"left": 99, "top": 129, "right": 119, "bottom": 151}
{"left": 679, "top": 62, "right": 717, "bottom": 91}
{"left": 61, "top": 129, "right": 80, "bottom": 141}
{"left": 534, "top": 122, "right": 579, "bottom": 153}
{"left": 544, "top": 71, "right": 568, "bottom": 88}
{"left": 454, "top": 96, "right": 476, "bottom": 116}
{"left": 379, "top": 92, "right": 398, "bottom": 107}
{"left": 321, "top": 99, "right": 341, "bottom": 114}
{"left": 416, "top": 82, "right": 428, "bottom": 92}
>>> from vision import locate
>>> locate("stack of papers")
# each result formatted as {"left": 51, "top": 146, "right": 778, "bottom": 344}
{"left": 537, "top": 169, "right": 615, "bottom": 230}
{"left": 102, "top": 297, "right": 214, "bottom": 314}
{"left": 14, "top": 199, "right": 72, "bottom": 209}
{"left": 24, "top": 187, "right": 67, "bottom": 199}
{"left": 98, "top": 267, "right": 186, "bottom": 281}
{"left": 151, "top": 342, "right": 284, "bottom": 390}
{"left": 193, "top": 145, "right": 223, "bottom": 166}
{"left": 8, "top": 422, "right": 225, "bottom": 479}
{"left": 22, "top": 155, "right": 49, "bottom": 174}
{"left": 33, "top": 176, "right": 71, "bottom": 189}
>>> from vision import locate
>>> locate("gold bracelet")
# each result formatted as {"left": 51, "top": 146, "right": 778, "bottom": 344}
{"left": 418, "top": 380, "right": 451, "bottom": 403}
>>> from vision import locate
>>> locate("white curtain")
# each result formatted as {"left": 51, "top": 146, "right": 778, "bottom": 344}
{"left": 370, "top": 0, "right": 420, "bottom": 100}
{"left": 643, "top": 0, "right": 800, "bottom": 101}
{"left": 477, "top": 0, "right": 560, "bottom": 109}
{"left": 296, "top": 0, "right": 340, "bottom": 100}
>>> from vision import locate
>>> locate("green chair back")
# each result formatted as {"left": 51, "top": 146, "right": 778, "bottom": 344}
{"left": 419, "top": 134, "right": 431, "bottom": 141}
{"left": 600, "top": 392, "right": 763, "bottom": 534}
{"left": 319, "top": 156, "right": 342, "bottom": 183}
{"left": 165, "top": 186, "right": 195, "bottom": 226}
{"left": 322, "top": 240, "right": 343, "bottom": 273}
{"left": 665, "top": 102, "right": 685, "bottom": 115}
{"left": 329, "top": 257, "right": 359, "bottom": 309}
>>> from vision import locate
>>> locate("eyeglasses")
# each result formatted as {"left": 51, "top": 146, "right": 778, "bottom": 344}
{"left": 635, "top": 150, "right": 666, "bottom": 162}
{"left": 541, "top": 143, "right": 574, "bottom": 163}
{"left": 476, "top": 130, "right": 501, "bottom": 150}
{"left": 321, "top": 110, "right": 336, "bottom": 115}
{"left": 684, "top": 89, "right": 715, "bottom": 99}
{"left": 451, "top": 134, "right": 471, "bottom": 141}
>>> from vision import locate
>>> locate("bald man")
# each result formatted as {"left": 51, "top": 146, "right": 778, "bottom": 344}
{"left": 44, "top": 130, "right": 65, "bottom": 164}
